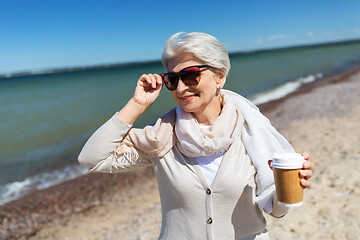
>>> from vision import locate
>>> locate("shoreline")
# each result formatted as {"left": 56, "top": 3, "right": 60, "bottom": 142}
{"left": 1, "top": 63, "right": 360, "bottom": 239}
{"left": 0, "top": 167, "right": 156, "bottom": 239}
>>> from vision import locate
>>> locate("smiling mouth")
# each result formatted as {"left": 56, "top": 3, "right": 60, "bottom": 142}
{"left": 180, "top": 94, "right": 198, "bottom": 101}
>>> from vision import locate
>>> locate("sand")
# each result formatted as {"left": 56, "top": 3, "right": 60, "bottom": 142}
{"left": 2, "top": 66, "right": 360, "bottom": 240}
{"left": 264, "top": 70, "right": 360, "bottom": 240}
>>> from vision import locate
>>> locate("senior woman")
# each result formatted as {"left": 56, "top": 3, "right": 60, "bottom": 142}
{"left": 78, "top": 32, "right": 312, "bottom": 240}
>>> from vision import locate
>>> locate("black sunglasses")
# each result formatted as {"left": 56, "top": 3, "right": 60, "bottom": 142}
{"left": 160, "top": 65, "right": 211, "bottom": 91}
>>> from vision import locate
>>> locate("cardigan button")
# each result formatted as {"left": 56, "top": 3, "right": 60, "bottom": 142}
{"left": 206, "top": 188, "right": 211, "bottom": 195}
{"left": 207, "top": 218, "right": 213, "bottom": 224}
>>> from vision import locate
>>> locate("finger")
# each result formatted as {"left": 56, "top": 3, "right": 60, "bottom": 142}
{"left": 139, "top": 74, "right": 151, "bottom": 86}
{"left": 154, "top": 74, "right": 163, "bottom": 85}
{"left": 300, "top": 178, "right": 311, "bottom": 189}
{"left": 268, "top": 160, "right": 273, "bottom": 170}
{"left": 145, "top": 74, "right": 154, "bottom": 87}
{"left": 152, "top": 74, "right": 159, "bottom": 89}
{"left": 150, "top": 74, "right": 162, "bottom": 89}
{"left": 302, "top": 160, "right": 312, "bottom": 170}
{"left": 302, "top": 152, "right": 310, "bottom": 160}
{"left": 145, "top": 74, "right": 155, "bottom": 89}
{"left": 299, "top": 169, "right": 312, "bottom": 180}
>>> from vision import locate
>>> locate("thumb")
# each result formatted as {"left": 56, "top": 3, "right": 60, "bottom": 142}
{"left": 268, "top": 160, "right": 273, "bottom": 170}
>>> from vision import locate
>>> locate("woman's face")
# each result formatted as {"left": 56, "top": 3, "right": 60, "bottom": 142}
{"left": 167, "top": 54, "right": 226, "bottom": 123}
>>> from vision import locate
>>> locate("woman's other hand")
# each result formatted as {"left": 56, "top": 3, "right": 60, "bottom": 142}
{"left": 268, "top": 152, "right": 312, "bottom": 189}
{"left": 299, "top": 152, "right": 312, "bottom": 189}
{"left": 132, "top": 73, "right": 163, "bottom": 108}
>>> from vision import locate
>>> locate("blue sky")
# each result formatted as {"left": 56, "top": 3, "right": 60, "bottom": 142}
{"left": 1, "top": 0, "right": 360, "bottom": 74}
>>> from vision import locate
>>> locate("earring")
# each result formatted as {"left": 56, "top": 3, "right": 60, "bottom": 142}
{"left": 216, "top": 86, "right": 222, "bottom": 95}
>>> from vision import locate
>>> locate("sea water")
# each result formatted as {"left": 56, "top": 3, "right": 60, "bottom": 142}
{"left": 1, "top": 40, "right": 360, "bottom": 205}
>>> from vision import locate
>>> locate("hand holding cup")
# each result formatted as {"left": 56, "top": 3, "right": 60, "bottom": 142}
{"left": 299, "top": 152, "right": 312, "bottom": 189}
{"left": 269, "top": 152, "right": 313, "bottom": 207}
{"left": 268, "top": 152, "right": 312, "bottom": 189}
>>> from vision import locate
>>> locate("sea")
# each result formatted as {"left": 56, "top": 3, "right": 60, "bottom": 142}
{"left": 1, "top": 39, "right": 360, "bottom": 205}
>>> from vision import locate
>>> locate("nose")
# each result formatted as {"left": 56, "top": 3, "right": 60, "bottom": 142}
{"left": 175, "top": 78, "right": 188, "bottom": 92}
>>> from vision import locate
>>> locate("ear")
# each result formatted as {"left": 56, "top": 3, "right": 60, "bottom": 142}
{"left": 216, "top": 72, "right": 226, "bottom": 89}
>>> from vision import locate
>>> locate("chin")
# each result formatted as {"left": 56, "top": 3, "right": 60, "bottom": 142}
{"left": 179, "top": 106, "right": 195, "bottom": 113}
{"left": 176, "top": 97, "right": 205, "bottom": 113}
{"left": 177, "top": 103, "right": 193, "bottom": 111}
{"left": 180, "top": 104, "right": 203, "bottom": 114}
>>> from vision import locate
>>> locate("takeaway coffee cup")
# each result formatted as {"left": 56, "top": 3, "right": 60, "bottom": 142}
{"left": 271, "top": 153, "right": 306, "bottom": 207}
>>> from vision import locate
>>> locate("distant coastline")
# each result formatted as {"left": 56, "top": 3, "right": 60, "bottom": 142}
{"left": 0, "top": 59, "right": 162, "bottom": 80}
{"left": 231, "top": 38, "right": 360, "bottom": 56}
{"left": 1, "top": 38, "right": 359, "bottom": 80}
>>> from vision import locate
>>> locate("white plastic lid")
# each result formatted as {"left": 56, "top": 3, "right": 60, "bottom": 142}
{"left": 271, "top": 152, "right": 305, "bottom": 169}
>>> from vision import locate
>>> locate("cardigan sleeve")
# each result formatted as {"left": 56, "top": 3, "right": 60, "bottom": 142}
{"left": 78, "top": 113, "right": 151, "bottom": 173}
{"left": 270, "top": 193, "right": 292, "bottom": 218}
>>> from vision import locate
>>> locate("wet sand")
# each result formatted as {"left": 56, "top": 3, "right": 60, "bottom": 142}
{"left": 1, "top": 65, "right": 360, "bottom": 240}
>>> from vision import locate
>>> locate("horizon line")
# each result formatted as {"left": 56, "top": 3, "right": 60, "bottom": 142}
{"left": 1, "top": 37, "right": 360, "bottom": 79}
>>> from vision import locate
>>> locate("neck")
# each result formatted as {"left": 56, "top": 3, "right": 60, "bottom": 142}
{"left": 192, "top": 96, "right": 222, "bottom": 125}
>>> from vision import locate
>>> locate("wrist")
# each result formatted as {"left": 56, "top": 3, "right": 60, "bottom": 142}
{"left": 129, "top": 97, "right": 150, "bottom": 114}
{"left": 116, "top": 98, "right": 148, "bottom": 125}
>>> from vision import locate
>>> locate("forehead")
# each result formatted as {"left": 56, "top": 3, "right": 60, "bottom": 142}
{"left": 168, "top": 54, "right": 203, "bottom": 72}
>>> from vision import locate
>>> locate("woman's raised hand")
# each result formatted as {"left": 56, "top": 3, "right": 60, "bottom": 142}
{"left": 116, "top": 74, "right": 163, "bottom": 125}
{"left": 132, "top": 74, "right": 163, "bottom": 108}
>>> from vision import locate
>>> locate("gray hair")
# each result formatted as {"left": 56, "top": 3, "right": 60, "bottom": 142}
{"left": 161, "top": 32, "right": 231, "bottom": 77}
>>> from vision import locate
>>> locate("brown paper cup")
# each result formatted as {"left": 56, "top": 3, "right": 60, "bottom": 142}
{"left": 271, "top": 153, "right": 305, "bottom": 207}
{"left": 273, "top": 168, "right": 303, "bottom": 207}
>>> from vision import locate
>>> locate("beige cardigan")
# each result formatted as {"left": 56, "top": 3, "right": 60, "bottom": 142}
{"left": 78, "top": 114, "right": 290, "bottom": 240}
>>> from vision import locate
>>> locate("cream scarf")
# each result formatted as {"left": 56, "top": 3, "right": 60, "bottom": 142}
{"left": 175, "top": 94, "right": 242, "bottom": 158}
{"left": 128, "top": 89, "right": 294, "bottom": 213}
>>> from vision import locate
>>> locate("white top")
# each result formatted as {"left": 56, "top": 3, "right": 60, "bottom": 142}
{"left": 196, "top": 151, "right": 224, "bottom": 185}
{"left": 196, "top": 124, "right": 224, "bottom": 185}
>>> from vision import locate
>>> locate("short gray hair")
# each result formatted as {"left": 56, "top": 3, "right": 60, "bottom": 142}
{"left": 161, "top": 32, "right": 231, "bottom": 77}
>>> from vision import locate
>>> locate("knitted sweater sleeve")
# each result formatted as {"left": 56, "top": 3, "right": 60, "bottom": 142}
{"left": 78, "top": 114, "right": 151, "bottom": 173}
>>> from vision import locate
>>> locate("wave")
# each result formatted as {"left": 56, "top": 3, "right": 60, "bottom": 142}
{"left": 0, "top": 164, "right": 88, "bottom": 206}
{"left": 0, "top": 69, "right": 63, "bottom": 79}
{"left": 249, "top": 73, "right": 323, "bottom": 105}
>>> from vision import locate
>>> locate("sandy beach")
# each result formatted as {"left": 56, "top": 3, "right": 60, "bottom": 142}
{"left": 263, "top": 67, "right": 360, "bottom": 239}
{"left": 1, "top": 66, "right": 360, "bottom": 240}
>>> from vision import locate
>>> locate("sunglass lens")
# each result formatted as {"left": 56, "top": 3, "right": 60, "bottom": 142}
{"left": 163, "top": 73, "right": 178, "bottom": 90}
{"left": 180, "top": 67, "right": 200, "bottom": 86}
{"left": 162, "top": 66, "right": 204, "bottom": 91}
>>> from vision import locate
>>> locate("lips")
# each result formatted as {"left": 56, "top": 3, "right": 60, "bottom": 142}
{"left": 180, "top": 94, "right": 198, "bottom": 102}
